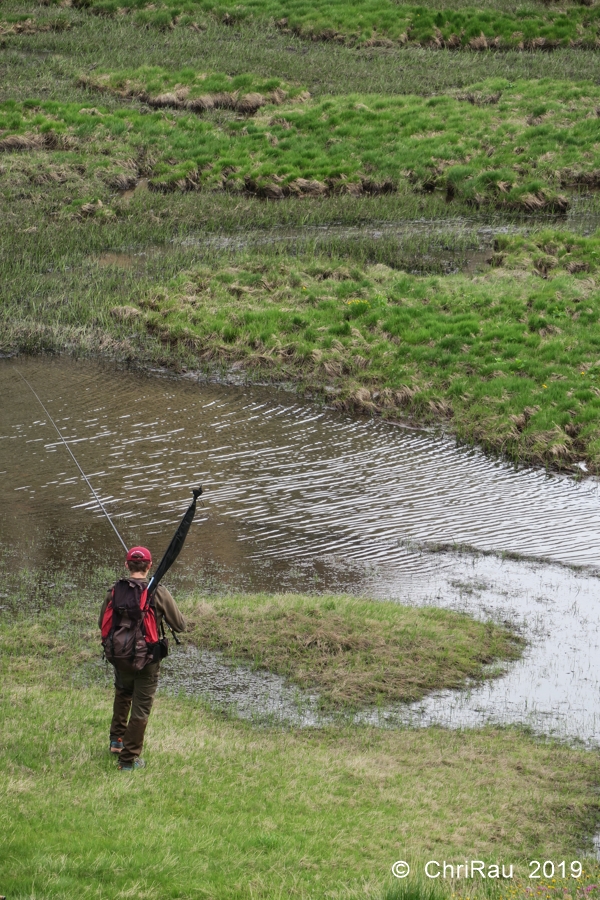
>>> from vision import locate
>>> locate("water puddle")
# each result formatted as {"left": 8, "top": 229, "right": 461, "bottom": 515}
{"left": 2, "top": 356, "right": 600, "bottom": 742}
{"left": 89, "top": 193, "right": 600, "bottom": 278}
{"left": 119, "top": 177, "right": 148, "bottom": 202}
{"left": 178, "top": 218, "right": 509, "bottom": 274}
{"left": 95, "top": 251, "right": 142, "bottom": 269}
{"left": 176, "top": 195, "right": 600, "bottom": 270}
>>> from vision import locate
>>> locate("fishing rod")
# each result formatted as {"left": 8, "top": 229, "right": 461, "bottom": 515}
{"left": 17, "top": 369, "right": 128, "bottom": 551}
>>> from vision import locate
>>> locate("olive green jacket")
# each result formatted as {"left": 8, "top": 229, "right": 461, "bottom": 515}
{"left": 98, "top": 581, "right": 186, "bottom": 633}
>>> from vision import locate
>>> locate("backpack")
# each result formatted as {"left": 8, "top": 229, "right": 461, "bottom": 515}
{"left": 101, "top": 579, "right": 168, "bottom": 673}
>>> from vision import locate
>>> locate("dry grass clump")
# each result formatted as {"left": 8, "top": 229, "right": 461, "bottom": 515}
{"left": 187, "top": 593, "right": 522, "bottom": 708}
{"left": 243, "top": 173, "right": 395, "bottom": 199}
{"left": 109, "top": 304, "right": 143, "bottom": 319}
{"left": 0, "top": 132, "right": 76, "bottom": 153}
{"left": 79, "top": 67, "right": 308, "bottom": 116}
{"left": 0, "top": 16, "right": 70, "bottom": 35}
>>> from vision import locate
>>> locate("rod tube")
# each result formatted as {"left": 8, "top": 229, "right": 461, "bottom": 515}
{"left": 16, "top": 369, "right": 128, "bottom": 552}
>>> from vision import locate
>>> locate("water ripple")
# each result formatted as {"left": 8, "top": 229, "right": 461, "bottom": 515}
{"left": 3, "top": 357, "right": 600, "bottom": 741}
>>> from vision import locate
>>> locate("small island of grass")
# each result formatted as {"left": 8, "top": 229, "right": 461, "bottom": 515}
{"left": 186, "top": 592, "right": 523, "bottom": 708}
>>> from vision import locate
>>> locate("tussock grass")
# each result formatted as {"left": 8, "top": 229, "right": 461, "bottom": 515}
{"left": 100, "top": 233, "right": 600, "bottom": 471}
{"left": 5, "top": 13, "right": 600, "bottom": 102}
{"left": 186, "top": 593, "right": 523, "bottom": 708}
{"left": 0, "top": 599, "right": 599, "bottom": 898}
{"left": 492, "top": 229, "right": 600, "bottom": 273}
{"left": 2, "top": 77, "right": 598, "bottom": 205}
{"left": 38, "top": 0, "right": 600, "bottom": 49}
{"left": 80, "top": 66, "right": 308, "bottom": 113}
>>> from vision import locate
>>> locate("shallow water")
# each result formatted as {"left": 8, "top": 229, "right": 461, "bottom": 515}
{"left": 91, "top": 195, "right": 600, "bottom": 276}
{"left": 179, "top": 218, "right": 512, "bottom": 275}
{"left": 95, "top": 251, "right": 145, "bottom": 269}
{"left": 2, "top": 356, "right": 600, "bottom": 741}
{"left": 160, "top": 644, "right": 324, "bottom": 726}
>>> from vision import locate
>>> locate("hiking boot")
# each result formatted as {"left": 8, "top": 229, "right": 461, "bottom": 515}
{"left": 109, "top": 737, "right": 124, "bottom": 754}
{"left": 117, "top": 758, "right": 146, "bottom": 771}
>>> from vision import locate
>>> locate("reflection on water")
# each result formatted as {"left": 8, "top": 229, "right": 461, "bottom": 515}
{"left": 2, "top": 357, "right": 600, "bottom": 742}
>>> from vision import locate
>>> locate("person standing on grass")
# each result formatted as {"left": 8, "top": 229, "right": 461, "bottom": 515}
{"left": 99, "top": 546, "right": 186, "bottom": 771}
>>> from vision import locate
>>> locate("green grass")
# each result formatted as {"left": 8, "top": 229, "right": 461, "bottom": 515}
{"left": 3, "top": 76, "right": 599, "bottom": 206}
{"left": 69, "top": 231, "right": 599, "bottom": 471}
{"left": 79, "top": 65, "right": 308, "bottom": 109}
{"left": 186, "top": 593, "right": 523, "bottom": 708}
{"left": 35, "top": 0, "right": 600, "bottom": 49}
{"left": 1, "top": 596, "right": 599, "bottom": 898}
{"left": 4, "top": 683, "right": 600, "bottom": 899}
{"left": 81, "top": 66, "right": 298, "bottom": 97}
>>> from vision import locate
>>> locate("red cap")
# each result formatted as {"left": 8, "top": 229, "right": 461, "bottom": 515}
{"left": 126, "top": 546, "right": 152, "bottom": 564}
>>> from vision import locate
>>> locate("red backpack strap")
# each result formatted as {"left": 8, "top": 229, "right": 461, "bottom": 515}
{"left": 140, "top": 587, "right": 159, "bottom": 644}
{"left": 100, "top": 587, "right": 115, "bottom": 639}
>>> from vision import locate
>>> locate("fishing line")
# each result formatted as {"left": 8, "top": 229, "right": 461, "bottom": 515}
{"left": 16, "top": 369, "right": 129, "bottom": 552}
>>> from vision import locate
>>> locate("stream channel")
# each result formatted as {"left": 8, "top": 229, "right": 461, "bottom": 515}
{"left": 2, "top": 356, "right": 600, "bottom": 742}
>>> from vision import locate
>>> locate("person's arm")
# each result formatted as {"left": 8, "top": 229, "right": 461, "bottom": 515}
{"left": 154, "top": 585, "right": 186, "bottom": 633}
{"left": 98, "top": 590, "right": 111, "bottom": 630}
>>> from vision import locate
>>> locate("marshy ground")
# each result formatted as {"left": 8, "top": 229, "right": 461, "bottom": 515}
{"left": 3, "top": 7, "right": 600, "bottom": 468}
{"left": 3, "top": 1, "right": 600, "bottom": 897}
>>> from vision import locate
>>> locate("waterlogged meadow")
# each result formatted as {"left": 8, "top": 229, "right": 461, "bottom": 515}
{"left": 2, "top": 76, "right": 599, "bottom": 208}
{"left": 5, "top": 0, "right": 600, "bottom": 893}
{"left": 35, "top": 0, "right": 600, "bottom": 48}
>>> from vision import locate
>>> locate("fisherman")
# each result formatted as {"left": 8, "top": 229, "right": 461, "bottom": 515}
{"left": 99, "top": 546, "right": 186, "bottom": 771}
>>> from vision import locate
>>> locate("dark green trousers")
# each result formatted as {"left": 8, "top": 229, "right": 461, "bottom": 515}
{"left": 110, "top": 663, "right": 159, "bottom": 764}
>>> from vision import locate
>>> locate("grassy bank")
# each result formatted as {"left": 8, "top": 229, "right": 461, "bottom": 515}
{"left": 151, "top": 236, "right": 600, "bottom": 470}
{"left": 186, "top": 593, "right": 523, "bottom": 708}
{"left": 7, "top": 229, "right": 594, "bottom": 471}
{"left": 1, "top": 596, "right": 599, "bottom": 898}
{"left": 4, "top": 229, "right": 600, "bottom": 470}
